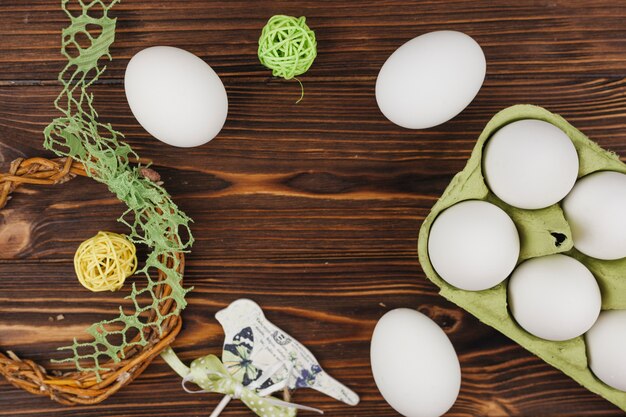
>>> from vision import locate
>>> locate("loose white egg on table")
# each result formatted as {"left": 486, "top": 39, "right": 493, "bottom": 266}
{"left": 428, "top": 200, "right": 520, "bottom": 291}
{"left": 483, "top": 119, "right": 579, "bottom": 210}
{"left": 375, "top": 30, "right": 486, "bottom": 129}
{"left": 124, "top": 46, "right": 228, "bottom": 148}
{"left": 562, "top": 171, "right": 626, "bottom": 260}
{"left": 508, "top": 254, "right": 601, "bottom": 341}
{"left": 371, "top": 309, "right": 461, "bottom": 417}
{"left": 585, "top": 309, "right": 626, "bottom": 392}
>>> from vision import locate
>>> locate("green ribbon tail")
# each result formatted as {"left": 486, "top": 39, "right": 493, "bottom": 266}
{"left": 161, "top": 346, "right": 191, "bottom": 379}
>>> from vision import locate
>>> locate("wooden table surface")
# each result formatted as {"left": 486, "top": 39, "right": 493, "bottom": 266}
{"left": 1, "top": 1, "right": 626, "bottom": 416}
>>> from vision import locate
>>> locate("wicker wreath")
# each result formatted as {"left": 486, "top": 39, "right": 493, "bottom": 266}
{"left": 0, "top": 156, "right": 184, "bottom": 405}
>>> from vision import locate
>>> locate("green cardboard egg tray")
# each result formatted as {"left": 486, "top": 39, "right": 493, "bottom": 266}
{"left": 417, "top": 104, "right": 626, "bottom": 411}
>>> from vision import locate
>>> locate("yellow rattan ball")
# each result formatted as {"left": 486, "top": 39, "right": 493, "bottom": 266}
{"left": 74, "top": 231, "right": 137, "bottom": 292}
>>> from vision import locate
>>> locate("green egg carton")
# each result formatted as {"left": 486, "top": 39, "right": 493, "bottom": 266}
{"left": 417, "top": 104, "right": 626, "bottom": 411}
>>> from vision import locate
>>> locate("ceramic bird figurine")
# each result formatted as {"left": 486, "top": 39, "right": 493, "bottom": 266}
{"left": 215, "top": 299, "right": 360, "bottom": 406}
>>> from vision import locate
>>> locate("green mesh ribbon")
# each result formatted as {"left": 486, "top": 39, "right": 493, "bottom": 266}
{"left": 44, "top": 0, "right": 193, "bottom": 379}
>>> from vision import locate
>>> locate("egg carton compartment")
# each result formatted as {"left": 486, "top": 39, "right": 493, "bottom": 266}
{"left": 417, "top": 104, "right": 626, "bottom": 411}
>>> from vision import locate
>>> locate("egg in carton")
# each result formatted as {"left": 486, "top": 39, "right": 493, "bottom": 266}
{"left": 418, "top": 104, "right": 626, "bottom": 412}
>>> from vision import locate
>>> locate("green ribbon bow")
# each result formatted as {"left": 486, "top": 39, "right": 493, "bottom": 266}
{"left": 161, "top": 347, "right": 320, "bottom": 417}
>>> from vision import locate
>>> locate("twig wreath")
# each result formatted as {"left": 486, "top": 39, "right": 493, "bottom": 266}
{"left": 0, "top": 0, "right": 193, "bottom": 404}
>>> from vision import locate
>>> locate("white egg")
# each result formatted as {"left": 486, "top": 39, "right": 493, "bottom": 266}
{"left": 375, "top": 30, "right": 485, "bottom": 129}
{"left": 586, "top": 310, "right": 626, "bottom": 392}
{"left": 124, "top": 46, "right": 228, "bottom": 147}
{"left": 562, "top": 171, "right": 626, "bottom": 260}
{"left": 428, "top": 200, "right": 520, "bottom": 291}
{"left": 483, "top": 119, "right": 579, "bottom": 210}
{"left": 371, "top": 309, "right": 461, "bottom": 417}
{"left": 508, "top": 254, "right": 601, "bottom": 341}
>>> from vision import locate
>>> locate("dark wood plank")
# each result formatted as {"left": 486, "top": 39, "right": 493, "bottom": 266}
{"left": 1, "top": 0, "right": 626, "bottom": 83}
{"left": 1, "top": 1, "right": 625, "bottom": 416}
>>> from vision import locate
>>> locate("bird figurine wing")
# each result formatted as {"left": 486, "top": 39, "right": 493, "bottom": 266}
{"left": 216, "top": 299, "right": 360, "bottom": 406}
{"left": 222, "top": 326, "right": 266, "bottom": 387}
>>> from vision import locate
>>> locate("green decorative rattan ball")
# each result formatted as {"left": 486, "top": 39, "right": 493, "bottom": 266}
{"left": 258, "top": 15, "right": 317, "bottom": 80}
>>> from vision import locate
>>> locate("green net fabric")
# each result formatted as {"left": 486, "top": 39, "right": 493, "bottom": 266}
{"left": 43, "top": 0, "right": 193, "bottom": 379}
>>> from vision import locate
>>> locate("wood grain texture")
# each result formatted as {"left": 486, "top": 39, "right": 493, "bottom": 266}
{"left": 1, "top": 0, "right": 625, "bottom": 416}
